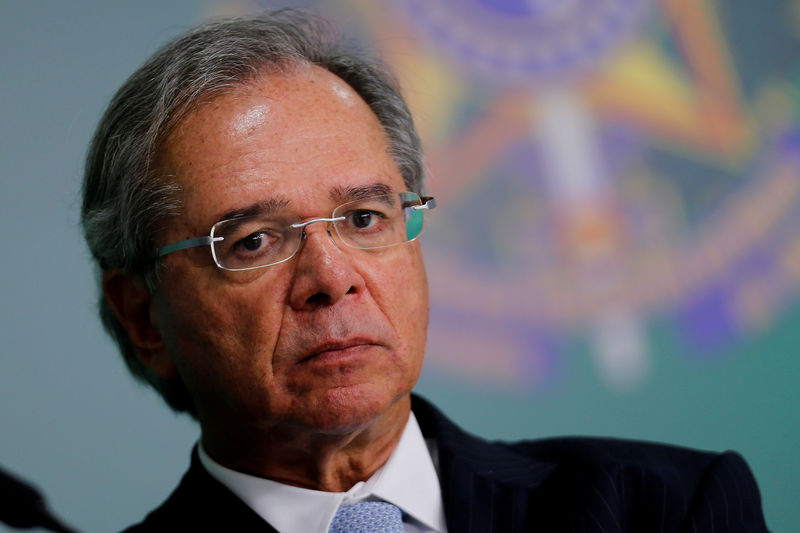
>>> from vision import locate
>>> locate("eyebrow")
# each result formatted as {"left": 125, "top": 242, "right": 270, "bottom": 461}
{"left": 216, "top": 197, "right": 290, "bottom": 223}
{"left": 212, "top": 181, "right": 395, "bottom": 224}
{"left": 329, "top": 182, "right": 394, "bottom": 204}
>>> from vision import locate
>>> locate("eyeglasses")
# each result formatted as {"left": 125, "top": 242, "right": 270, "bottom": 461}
{"left": 155, "top": 192, "right": 436, "bottom": 271}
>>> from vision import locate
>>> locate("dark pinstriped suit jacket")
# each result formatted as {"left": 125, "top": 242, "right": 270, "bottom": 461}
{"left": 123, "top": 394, "right": 769, "bottom": 532}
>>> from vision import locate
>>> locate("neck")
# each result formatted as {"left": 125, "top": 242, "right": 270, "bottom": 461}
{"left": 199, "top": 395, "right": 411, "bottom": 492}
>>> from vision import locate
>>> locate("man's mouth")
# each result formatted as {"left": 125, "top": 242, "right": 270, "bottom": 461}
{"left": 298, "top": 339, "right": 378, "bottom": 365}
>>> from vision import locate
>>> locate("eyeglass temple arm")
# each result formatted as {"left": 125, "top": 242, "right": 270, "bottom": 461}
{"left": 157, "top": 236, "right": 224, "bottom": 258}
{"left": 411, "top": 196, "right": 436, "bottom": 211}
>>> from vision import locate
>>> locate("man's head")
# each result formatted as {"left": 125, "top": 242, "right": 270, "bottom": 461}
{"left": 81, "top": 11, "right": 429, "bottom": 434}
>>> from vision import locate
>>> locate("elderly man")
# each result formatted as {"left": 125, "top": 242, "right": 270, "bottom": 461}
{"left": 82, "top": 10, "right": 768, "bottom": 533}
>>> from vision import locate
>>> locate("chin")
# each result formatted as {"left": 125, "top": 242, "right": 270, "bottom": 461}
{"left": 297, "top": 383, "right": 408, "bottom": 434}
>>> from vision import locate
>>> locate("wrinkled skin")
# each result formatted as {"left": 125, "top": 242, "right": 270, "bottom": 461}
{"left": 105, "top": 64, "right": 429, "bottom": 490}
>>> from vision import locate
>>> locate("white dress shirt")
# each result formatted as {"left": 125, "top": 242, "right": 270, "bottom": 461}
{"left": 198, "top": 412, "right": 447, "bottom": 533}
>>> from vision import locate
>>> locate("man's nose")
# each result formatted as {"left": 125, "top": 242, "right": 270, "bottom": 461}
{"left": 287, "top": 220, "right": 365, "bottom": 310}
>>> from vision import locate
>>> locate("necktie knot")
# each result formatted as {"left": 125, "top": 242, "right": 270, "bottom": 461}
{"left": 329, "top": 500, "right": 405, "bottom": 532}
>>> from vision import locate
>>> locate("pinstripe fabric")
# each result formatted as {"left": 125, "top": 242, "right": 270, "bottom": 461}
{"left": 411, "top": 395, "right": 769, "bottom": 533}
{"left": 122, "top": 395, "right": 769, "bottom": 532}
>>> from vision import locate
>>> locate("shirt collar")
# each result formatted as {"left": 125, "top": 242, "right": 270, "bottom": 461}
{"left": 198, "top": 411, "right": 446, "bottom": 533}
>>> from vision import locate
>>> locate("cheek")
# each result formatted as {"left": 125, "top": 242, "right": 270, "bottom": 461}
{"left": 370, "top": 246, "right": 429, "bottom": 361}
{"left": 400, "top": 244, "right": 429, "bottom": 312}
{"left": 155, "top": 270, "right": 289, "bottom": 388}
{"left": 405, "top": 257, "right": 430, "bottom": 359}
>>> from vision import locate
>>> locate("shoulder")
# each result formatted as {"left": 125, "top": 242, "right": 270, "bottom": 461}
{"left": 121, "top": 449, "right": 275, "bottom": 533}
{"left": 502, "top": 435, "right": 752, "bottom": 499}
{"left": 414, "top": 393, "right": 755, "bottom": 491}
{"left": 412, "top": 395, "right": 768, "bottom": 531}
{"left": 504, "top": 435, "right": 728, "bottom": 476}
{"left": 505, "top": 436, "right": 768, "bottom": 531}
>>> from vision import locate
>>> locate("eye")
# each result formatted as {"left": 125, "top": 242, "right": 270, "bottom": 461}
{"left": 212, "top": 215, "right": 294, "bottom": 269}
{"left": 346, "top": 209, "right": 388, "bottom": 231}
{"left": 232, "top": 229, "right": 282, "bottom": 256}
{"left": 350, "top": 210, "right": 378, "bottom": 229}
{"left": 240, "top": 232, "right": 266, "bottom": 252}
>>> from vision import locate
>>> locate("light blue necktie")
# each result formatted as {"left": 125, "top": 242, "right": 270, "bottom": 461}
{"left": 329, "top": 501, "right": 405, "bottom": 533}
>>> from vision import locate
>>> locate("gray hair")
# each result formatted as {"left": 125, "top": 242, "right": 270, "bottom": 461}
{"left": 81, "top": 10, "right": 424, "bottom": 416}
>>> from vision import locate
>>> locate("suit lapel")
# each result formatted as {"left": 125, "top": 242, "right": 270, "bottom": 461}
{"left": 142, "top": 397, "right": 553, "bottom": 533}
{"left": 136, "top": 448, "right": 279, "bottom": 532}
{"left": 411, "top": 395, "right": 556, "bottom": 533}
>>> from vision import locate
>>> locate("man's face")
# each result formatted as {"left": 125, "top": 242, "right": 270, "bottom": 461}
{"left": 151, "top": 65, "right": 429, "bottom": 437}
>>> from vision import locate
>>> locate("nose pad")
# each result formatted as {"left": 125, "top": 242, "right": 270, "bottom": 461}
{"left": 293, "top": 216, "right": 345, "bottom": 254}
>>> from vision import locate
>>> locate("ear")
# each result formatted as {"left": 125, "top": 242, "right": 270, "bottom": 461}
{"left": 103, "top": 270, "right": 177, "bottom": 379}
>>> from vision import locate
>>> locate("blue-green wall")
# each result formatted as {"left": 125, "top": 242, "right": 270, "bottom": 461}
{"left": 1, "top": 2, "right": 796, "bottom": 531}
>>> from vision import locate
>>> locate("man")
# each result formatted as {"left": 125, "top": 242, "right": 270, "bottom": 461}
{"left": 82, "top": 10, "right": 769, "bottom": 532}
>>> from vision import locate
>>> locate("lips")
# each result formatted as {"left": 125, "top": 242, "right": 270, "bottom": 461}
{"left": 297, "top": 338, "right": 379, "bottom": 365}
{"left": 280, "top": 310, "right": 395, "bottom": 368}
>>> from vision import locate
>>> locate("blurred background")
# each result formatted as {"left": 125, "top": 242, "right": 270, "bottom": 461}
{"left": 1, "top": 0, "right": 798, "bottom": 530}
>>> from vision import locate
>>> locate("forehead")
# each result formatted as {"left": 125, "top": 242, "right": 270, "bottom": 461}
{"left": 158, "top": 64, "right": 402, "bottom": 227}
